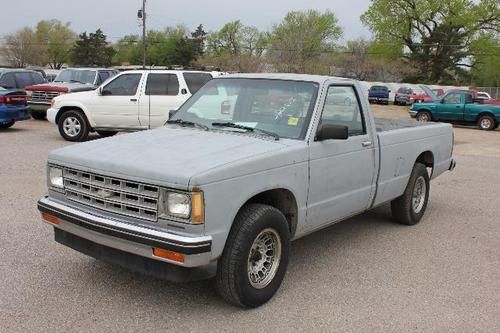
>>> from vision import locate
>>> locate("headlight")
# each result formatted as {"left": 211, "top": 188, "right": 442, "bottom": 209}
{"left": 159, "top": 190, "right": 204, "bottom": 224}
{"left": 49, "top": 166, "right": 64, "bottom": 189}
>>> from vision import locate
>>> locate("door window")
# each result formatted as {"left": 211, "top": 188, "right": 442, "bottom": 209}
{"left": 97, "top": 71, "right": 110, "bottom": 85}
{"left": 320, "top": 86, "right": 365, "bottom": 136}
{"left": 443, "top": 93, "right": 461, "bottom": 104}
{"left": 31, "top": 72, "right": 45, "bottom": 84}
{"left": 103, "top": 74, "right": 142, "bottom": 96}
{"left": 145, "top": 74, "right": 179, "bottom": 96}
{"left": 0, "top": 73, "right": 17, "bottom": 88}
{"left": 14, "top": 72, "right": 35, "bottom": 88}
{"left": 183, "top": 72, "right": 212, "bottom": 94}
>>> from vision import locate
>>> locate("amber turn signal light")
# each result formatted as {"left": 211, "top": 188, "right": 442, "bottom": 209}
{"left": 191, "top": 192, "right": 204, "bottom": 224}
{"left": 152, "top": 247, "right": 185, "bottom": 263}
{"left": 42, "top": 212, "right": 60, "bottom": 225}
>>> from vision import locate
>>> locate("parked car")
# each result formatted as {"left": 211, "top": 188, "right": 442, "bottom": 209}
{"left": 410, "top": 90, "right": 500, "bottom": 130}
{"left": 394, "top": 87, "right": 414, "bottom": 105}
{"left": 368, "top": 85, "right": 390, "bottom": 104}
{"left": 0, "top": 87, "right": 30, "bottom": 129}
{"left": 477, "top": 91, "right": 492, "bottom": 100}
{"left": 47, "top": 70, "right": 220, "bottom": 141}
{"left": 25, "top": 68, "right": 119, "bottom": 120}
{"left": 0, "top": 68, "right": 46, "bottom": 90}
{"left": 38, "top": 73, "right": 455, "bottom": 307}
{"left": 431, "top": 88, "right": 445, "bottom": 97}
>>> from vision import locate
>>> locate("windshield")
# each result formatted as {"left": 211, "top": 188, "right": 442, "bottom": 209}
{"left": 171, "top": 78, "right": 319, "bottom": 140}
{"left": 54, "top": 69, "right": 97, "bottom": 84}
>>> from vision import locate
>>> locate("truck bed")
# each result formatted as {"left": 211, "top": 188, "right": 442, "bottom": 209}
{"left": 374, "top": 118, "right": 439, "bottom": 132}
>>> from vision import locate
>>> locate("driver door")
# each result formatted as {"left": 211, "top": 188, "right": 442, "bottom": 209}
{"left": 436, "top": 93, "right": 464, "bottom": 121}
{"left": 90, "top": 73, "right": 143, "bottom": 128}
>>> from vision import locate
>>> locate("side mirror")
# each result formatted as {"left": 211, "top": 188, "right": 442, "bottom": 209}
{"left": 316, "top": 124, "right": 349, "bottom": 141}
{"left": 101, "top": 89, "right": 112, "bottom": 96}
{"left": 168, "top": 109, "right": 178, "bottom": 119}
{"left": 388, "top": 90, "right": 391, "bottom": 93}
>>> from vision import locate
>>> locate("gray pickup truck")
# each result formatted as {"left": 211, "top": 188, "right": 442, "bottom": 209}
{"left": 38, "top": 74, "right": 455, "bottom": 308}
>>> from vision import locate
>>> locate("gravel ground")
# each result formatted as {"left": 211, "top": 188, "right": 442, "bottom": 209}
{"left": 1, "top": 105, "right": 499, "bottom": 332}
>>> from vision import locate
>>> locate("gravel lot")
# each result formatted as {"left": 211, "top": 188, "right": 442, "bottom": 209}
{"left": 1, "top": 105, "right": 499, "bottom": 332}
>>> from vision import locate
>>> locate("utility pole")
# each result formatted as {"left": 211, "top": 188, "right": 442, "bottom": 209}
{"left": 138, "top": 0, "right": 147, "bottom": 69}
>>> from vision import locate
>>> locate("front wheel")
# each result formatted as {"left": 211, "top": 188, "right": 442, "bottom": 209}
{"left": 0, "top": 121, "right": 15, "bottom": 129}
{"left": 478, "top": 115, "right": 495, "bottom": 131}
{"left": 391, "top": 162, "right": 430, "bottom": 225}
{"left": 216, "top": 204, "right": 290, "bottom": 308}
{"left": 416, "top": 111, "right": 432, "bottom": 122}
{"left": 58, "top": 110, "right": 90, "bottom": 142}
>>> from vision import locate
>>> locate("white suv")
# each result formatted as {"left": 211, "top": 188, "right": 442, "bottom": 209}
{"left": 47, "top": 70, "right": 223, "bottom": 141}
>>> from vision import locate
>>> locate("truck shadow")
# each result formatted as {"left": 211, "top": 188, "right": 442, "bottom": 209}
{"left": 78, "top": 204, "right": 401, "bottom": 310}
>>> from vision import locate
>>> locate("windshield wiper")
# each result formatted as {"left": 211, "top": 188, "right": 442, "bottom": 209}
{"left": 166, "top": 119, "right": 209, "bottom": 131}
{"left": 69, "top": 79, "right": 84, "bottom": 84}
{"left": 211, "top": 122, "right": 279, "bottom": 141}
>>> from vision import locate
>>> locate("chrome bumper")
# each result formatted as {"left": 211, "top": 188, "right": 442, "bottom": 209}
{"left": 38, "top": 196, "right": 213, "bottom": 267}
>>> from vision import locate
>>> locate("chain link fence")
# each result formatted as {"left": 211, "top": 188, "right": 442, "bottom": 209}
{"left": 477, "top": 87, "right": 500, "bottom": 99}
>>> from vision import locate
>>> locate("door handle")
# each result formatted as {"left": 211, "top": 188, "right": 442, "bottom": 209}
{"left": 362, "top": 141, "right": 373, "bottom": 147}
{"left": 130, "top": 98, "right": 137, "bottom": 102}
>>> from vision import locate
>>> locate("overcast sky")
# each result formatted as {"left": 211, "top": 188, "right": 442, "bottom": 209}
{"left": 2, "top": 0, "right": 373, "bottom": 42}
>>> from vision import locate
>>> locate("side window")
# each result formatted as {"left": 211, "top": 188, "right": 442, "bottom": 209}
{"left": 145, "top": 74, "right": 179, "bottom": 96}
{"left": 102, "top": 74, "right": 142, "bottom": 96}
{"left": 321, "top": 86, "right": 365, "bottom": 136}
{"left": 183, "top": 73, "right": 212, "bottom": 94}
{"left": 0, "top": 73, "right": 17, "bottom": 88}
{"left": 14, "top": 72, "right": 34, "bottom": 88}
{"left": 97, "top": 71, "right": 110, "bottom": 85}
{"left": 443, "top": 93, "right": 461, "bottom": 104}
{"left": 464, "top": 93, "right": 473, "bottom": 104}
{"left": 31, "top": 73, "right": 45, "bottom": 84}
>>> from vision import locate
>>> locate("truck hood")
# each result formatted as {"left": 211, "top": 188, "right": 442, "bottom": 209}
{"left": 25, "top": 82, "right": 96, "bottom": 93}
{"left": 48, "top": 127, "right": 294, "bottom": 189}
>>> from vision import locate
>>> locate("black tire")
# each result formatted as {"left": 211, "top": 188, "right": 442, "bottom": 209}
{"left": 416, "top": 111, "right": 432, "bottom": 122}
{"left": 391, "top": 163, "right": 430, "bottom": 225}
{"left": 216, "top": 204, "right": 290, "bottom": 308}
{"left": 97, "top": 130, "right": 118, "bottom": 138}
{"left": 29, "top": 110, "right": 46, "bottom": 120}
{"left": 394, "top": 101, "right": 399, "bottom": 106}
{"left": 0, "top": 121, "right": 15, "bottom": 129}
{"left": 477, "top": 115, "right": 495, "bottom": 131}
{"left": 58, "top": 110, "right": 90, "bottom": 142}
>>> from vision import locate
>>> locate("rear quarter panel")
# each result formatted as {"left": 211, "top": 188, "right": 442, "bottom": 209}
{"left": 373, "top": 123, "right": 453, "bottom": 207}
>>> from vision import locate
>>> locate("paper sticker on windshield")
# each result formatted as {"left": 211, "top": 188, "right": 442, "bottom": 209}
{"left": 288, "top": 117, "right": 299, "bottom": 126}
{"left": 235, "top": 122, "right": 257, "bottom": 128}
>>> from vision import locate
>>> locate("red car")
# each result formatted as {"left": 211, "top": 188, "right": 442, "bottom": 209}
{"left": 412, "top": 88, "right": 445, "bottom": 104}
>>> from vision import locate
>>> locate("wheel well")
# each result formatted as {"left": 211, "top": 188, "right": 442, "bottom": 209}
{"left": 245, "top": 189, "right": 298, "bottom": 237}
{"left": 416, "top": 151, "right": 434, "bottom": 170}
{"left": 476, "top": 112, "right": 496, "bottom": 123}
{"left": 55, "top": 106, "right": 85, "bottom": 124}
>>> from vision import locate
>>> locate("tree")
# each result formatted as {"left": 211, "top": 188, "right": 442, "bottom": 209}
{"left": 470, "top": 34, "right": 500, "bottom": 86}
{"left": 361, "top": 0, "right": 500, "bottom": 83}
{"left": 0, "top": 27, "right": 40, "bottom": 67}
{"left": 71, "top": 29, "right": 115, "bottom": 66}
{"left": 267, "top": 10, "right": 343, "bottom": 73}
{"left": 191, "top": 24, "right": 207, "bottom": 56}
{"left": 35, "top": 20, "right": 76, "bottom": 69}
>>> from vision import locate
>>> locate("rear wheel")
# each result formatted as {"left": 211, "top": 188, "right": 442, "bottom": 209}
{"left": 391, "top": 163, "right": 430, "bottom": 225}
{"left": 29, "top": 110, "right": 46, "bottom": 120}
{"left": 416, "top": 111, "right": 432, "bottom": 122}
{"left": 58, "top": 110, "right": 89, "bottom": 142}
{"left": 97, "top": 130, "right": 118, "bottom": 138}
{"left": 216, "top": 204, "right": 290, "bottom": 308}
{"left": 477, "top": 115, "right": 495, "bottom": 131}
{"left": 0, "top": 121, "right": 15, "bottom": 129}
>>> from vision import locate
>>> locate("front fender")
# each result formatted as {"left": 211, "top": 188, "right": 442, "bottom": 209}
{"left": 55, "top": 101, "right": 95, "bottom": 127}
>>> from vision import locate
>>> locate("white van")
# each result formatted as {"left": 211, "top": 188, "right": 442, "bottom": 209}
{"left": 47, "top": 70, "right": 223, "bottom": 141}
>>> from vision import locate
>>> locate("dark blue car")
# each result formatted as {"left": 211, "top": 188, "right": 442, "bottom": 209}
{"left": 0, "top": 87, "right": 30, "bottom": 129}
{"left": 368, "top": 85, "right": 390, "bottom": 105}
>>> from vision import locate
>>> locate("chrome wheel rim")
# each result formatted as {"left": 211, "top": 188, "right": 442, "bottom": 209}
{"left": 247, "top": 228, "right": 282, "bottom": 289}
{"left": 417, "top": 113, "right": 429, "bottom": 122}
{"left": 480, "top": 118, "right": 492, "bottom": 129}
{"left": 412, "top": 176, "right": 426, "bottom": 214}
{"left": 63, "top": 117, "right": 81, "bottom": 137}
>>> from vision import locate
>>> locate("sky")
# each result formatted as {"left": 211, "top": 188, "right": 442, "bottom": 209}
{"left": 1, "top": 0, "right": 373, "bottom": 43}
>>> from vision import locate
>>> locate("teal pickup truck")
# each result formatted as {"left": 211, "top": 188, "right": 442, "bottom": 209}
{"left": 410, "top": 90, "right": 500, "bottom": 130}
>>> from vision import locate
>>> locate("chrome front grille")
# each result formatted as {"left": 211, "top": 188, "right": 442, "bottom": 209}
{"left": 31, "top": 91, "right": 60, "bottom": 103}
{"left": 63, "top": 168, "right": 159, "bottom": 221}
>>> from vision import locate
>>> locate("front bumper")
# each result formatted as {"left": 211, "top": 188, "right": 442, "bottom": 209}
{"left": 37, "top": 196, "right": 213, "bottom": 268}
{"left": 46, "top": 107, "right": 58, "bottom": 124}
{"left": 28, "top": 102, "right": 50, "bottom": 112}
